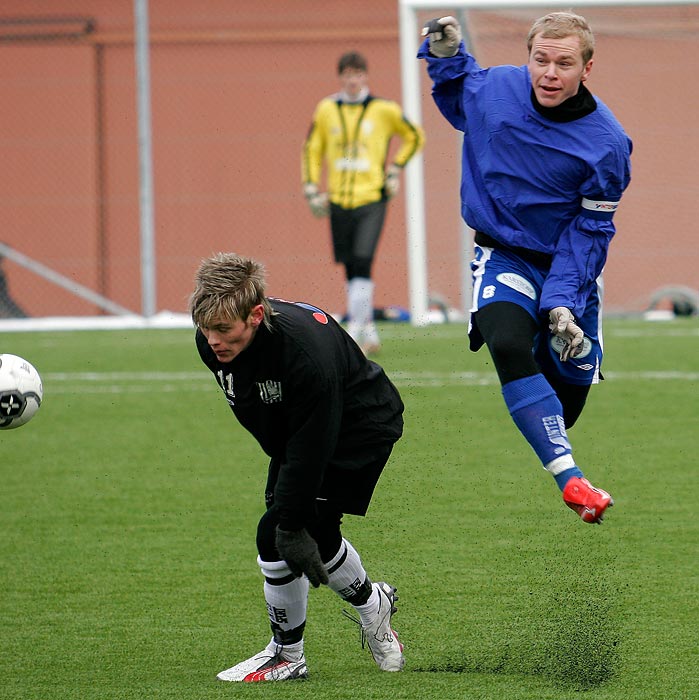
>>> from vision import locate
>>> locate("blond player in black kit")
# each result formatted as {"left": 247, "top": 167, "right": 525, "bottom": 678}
{"left": 190, "top": 252, "right": 405, "bottom": 682}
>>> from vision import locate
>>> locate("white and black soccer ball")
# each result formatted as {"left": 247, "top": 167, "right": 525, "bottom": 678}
{"left": 0, "top": 353, "right": 43, "bottom": 430}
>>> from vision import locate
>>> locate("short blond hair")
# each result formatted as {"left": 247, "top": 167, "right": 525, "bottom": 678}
{"left": 527, "top": 12, "right": 595, "bottom": 64}
{"left": 190, "top": 252, "right": 275, "bottom": 330}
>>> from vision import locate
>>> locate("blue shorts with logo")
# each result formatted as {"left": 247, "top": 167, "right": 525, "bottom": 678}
{"left": 470, "top": 245, "right": 603, "bottom": 386}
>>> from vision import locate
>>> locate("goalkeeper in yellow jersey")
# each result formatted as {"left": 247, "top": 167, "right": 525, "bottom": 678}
{"left": 302, "top": 51, "right": 424, "bottom": 355}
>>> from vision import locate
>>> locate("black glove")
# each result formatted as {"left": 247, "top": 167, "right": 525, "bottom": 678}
{"left": 275, "top": 527, "right": 329, "bottom": 588}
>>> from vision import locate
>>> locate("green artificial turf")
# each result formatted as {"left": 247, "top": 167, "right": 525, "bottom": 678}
{"left": 1, "top": 318, "right": 697, "bottom": 699}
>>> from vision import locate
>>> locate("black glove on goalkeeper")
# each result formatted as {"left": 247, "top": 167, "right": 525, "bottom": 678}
{"left": 275, "top": 527, "right": 329, "bottom": 588}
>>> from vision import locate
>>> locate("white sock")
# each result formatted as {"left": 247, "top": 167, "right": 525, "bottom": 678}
{"left": 353, "top": 586, "right": 380, "bottom": 626}
{"left": 346, "top": 281, "right": 361, "bottom": 342}
{"left": 258, "top": 557, "right": 308, "bottom": 645}
{"left": 265, "top": 637, "right": 304, "bottom": 660}
{"left": 325, "top": 538, "right": 377, "bottom": 624}
{"left": 347, "top": 278, "right": 374, "bottom": 329}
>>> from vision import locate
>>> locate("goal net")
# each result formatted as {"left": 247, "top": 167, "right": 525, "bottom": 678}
{"left": 398, "top": 0, "right": 699, "bottom": 323}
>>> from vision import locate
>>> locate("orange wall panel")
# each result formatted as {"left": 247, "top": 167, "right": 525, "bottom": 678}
{"left": 0, "top": 1, "right": 697, "bottom": 319}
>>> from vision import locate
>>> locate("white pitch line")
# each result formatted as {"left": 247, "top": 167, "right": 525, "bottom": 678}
{"left": 41, "top": 369, "right": 699, "bottom": 394}
{"left": 45, "top": 371, "right": 208, "bottom": 381}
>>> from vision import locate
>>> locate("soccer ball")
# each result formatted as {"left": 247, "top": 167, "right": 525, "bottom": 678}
{"left": 0, "top": 353, "right": 43, "bottom": 430}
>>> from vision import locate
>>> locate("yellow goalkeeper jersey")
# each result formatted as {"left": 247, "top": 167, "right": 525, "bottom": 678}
{"left": 302, "top": 94, "right": 424, "bottom": 210}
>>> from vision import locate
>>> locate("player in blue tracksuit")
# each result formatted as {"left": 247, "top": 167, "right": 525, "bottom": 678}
{"left": 420, "top": 12, "right": 632, "bottom": 523}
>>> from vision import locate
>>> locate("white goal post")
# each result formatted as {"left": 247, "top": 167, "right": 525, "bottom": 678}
{"left": 397, "top": 0, "right": 699, "bottom": 326}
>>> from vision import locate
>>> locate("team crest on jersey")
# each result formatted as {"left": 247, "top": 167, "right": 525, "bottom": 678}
{"left": 257, "top": 379, "right": 283, "bottom": 404}
{"left": 495, "top": 273, "right": 537, "bottom": 300}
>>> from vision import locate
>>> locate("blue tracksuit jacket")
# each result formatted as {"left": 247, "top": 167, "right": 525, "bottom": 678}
{"left": 418, "top": 40, "right": 632, "bottom": 318}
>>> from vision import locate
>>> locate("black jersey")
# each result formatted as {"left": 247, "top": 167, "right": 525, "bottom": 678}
{"left": 196, "top": 298, "right": 403, "bottom": 528}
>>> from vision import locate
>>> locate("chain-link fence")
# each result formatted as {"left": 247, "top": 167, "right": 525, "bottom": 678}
{"left": 1, "top": 2, "right": 698, "bottom": 323}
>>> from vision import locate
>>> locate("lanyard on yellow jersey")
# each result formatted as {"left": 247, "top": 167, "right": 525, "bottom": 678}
{"left": 336, "top": 97, "right": 371, "bottom": 209}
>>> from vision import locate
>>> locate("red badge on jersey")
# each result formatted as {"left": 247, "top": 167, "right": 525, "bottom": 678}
{"left": 273, "top": 299, "right": 329, "bottom": 324}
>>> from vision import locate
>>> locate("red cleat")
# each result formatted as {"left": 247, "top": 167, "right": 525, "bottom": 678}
{"left": 562, "top": 476, "right": 613, "bottom": 524}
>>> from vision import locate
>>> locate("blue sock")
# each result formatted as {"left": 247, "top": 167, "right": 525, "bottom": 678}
{"left": 502, "top": 375, "right": 576, "bottom": 483}
{"left": 553, "top": 465, "right": 584, "bottom": 491}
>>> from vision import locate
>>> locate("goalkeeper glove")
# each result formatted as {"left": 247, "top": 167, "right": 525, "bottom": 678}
{"left": 548, "top": 307, "right": 585, "bottom": 362}
{"left": 275, "top": 527, "right": 329, "bottom": 588}
{"left": 421, "top": 16, "right": 462, "bottom": 58}
{"left": 303, "top": 183, "right": 329, "bottom": 218}
{"left": 383, "top": 163, "right": 402, "bottom": 199}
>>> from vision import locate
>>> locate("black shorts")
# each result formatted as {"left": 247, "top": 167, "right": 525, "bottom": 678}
{"left": 257, "top": 501, "right": 344, "bottom": 562}
{"left": 330, "top": 200, "right": 387, "bottom": 263}
{"left": 257, "top": 442, "right": 396, "bottom": 561}
{"left": 265, "top": 442, "right": 396, "bottom": 518}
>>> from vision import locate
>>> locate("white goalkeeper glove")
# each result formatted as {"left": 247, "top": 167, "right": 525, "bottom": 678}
{"left": 548, "top": 307, "right": 585, "bottom": 362}
{"left": 421, "top": 16, "right": 462, "bottom": 58}
{"left": 383, "top": 164, "right": 402, "bottom": 199}
{"left": 303, "top": 183, "right": 329, "bottom": 218}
